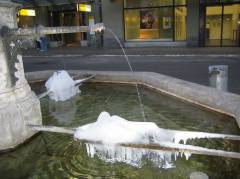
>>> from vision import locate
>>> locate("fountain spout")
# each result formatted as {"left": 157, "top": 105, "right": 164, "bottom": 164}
{"left": 0, "top": 1, "right": 104, "bottom": 151}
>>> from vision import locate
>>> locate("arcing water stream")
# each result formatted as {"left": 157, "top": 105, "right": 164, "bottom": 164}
{"left": 106, "top": 28, "right": 146, "bottom": 121}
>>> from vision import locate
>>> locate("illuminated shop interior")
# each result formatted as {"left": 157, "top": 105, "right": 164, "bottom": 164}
{"left": 205, "top": 4, "right": 240, "bottom": 46}
{"left": 124, "top": 0, "right": 187, "bottom": 41}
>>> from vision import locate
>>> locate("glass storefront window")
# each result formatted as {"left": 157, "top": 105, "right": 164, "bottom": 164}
{"left": 175, "top": 0, "right": 186, "bottom": 5}
{"left": 139, "top": 9, "right": 160, "bottom": 39}
{"left": 175, "top": 7, "right": 187, "bottom": 41}
{"left": 205, "top": 6, "right": 222, "bottom": 46}
{"left": 205, "top": 4, "right": 240, "bottom": 46}
{"left": 124, "top": 0, "right": 187, "bottom": 41}
{"left": 201, "top": 0, "right": 240, "bottom": 5}
{"left": 159, "top": 7, "right": 173, "bottom": 39}
{"left": 124, "top": 0, "right": 173, "bottom": 8}
{"left": 125, "top": 9, "right": 140, "bottom": 40}
{"left": 222, "top": 4, "right": 240, "bottom": 46}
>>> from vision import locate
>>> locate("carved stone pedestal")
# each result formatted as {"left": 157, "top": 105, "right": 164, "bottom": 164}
{"left": 0, "top": 2, "right": 42, "bottom": 151}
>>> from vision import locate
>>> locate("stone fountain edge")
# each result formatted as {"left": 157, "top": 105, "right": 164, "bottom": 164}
{"left": 26, "top": 70, "right": 240, "bottom": 128}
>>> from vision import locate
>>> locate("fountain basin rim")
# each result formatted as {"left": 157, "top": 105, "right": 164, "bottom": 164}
{"left": 26, "top": 70, "right": 240, "bottom": 128}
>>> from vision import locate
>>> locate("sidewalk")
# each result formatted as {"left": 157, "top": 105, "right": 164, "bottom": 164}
{"left": 23, "top": 46, "right": 240, "bottom": 57}
{"left": 22, "top": 46, "right": 240, "bottom": 95}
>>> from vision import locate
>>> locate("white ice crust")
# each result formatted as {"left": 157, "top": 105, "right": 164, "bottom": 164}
{"left": 45, "top": 70, "right": 80, "bottom": 101}
{"left": 74, "top": 111, "right": 194, "bottom": 168}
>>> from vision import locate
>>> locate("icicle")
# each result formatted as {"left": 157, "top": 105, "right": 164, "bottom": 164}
{"left": 184, "top": 152, "right": 192, "bottom": 160}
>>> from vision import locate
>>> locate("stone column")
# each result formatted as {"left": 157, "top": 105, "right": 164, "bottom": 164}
{"left": 186, "top": 0, "right": 200, "bottom": 47}
{"left": 0, "top": 1, "right": 42, "bottom": 151}
{"left": 101, "top": 0, "right": 124, "bottom": 47}
{"left": 75, "top": 11, "right": 82, "bottom": 43}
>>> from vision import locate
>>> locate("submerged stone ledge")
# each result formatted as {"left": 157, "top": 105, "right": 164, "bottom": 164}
{"left": 26, "top": 70, "right": 240, "bottom": 128}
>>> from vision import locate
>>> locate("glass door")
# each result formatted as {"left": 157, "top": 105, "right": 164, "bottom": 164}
{"left": 205, "top": 6, "right": 222, "bottom": 46}
{"left": 205, "top": 4, "right": 240, "bottom": 46}
{"left": 222, "top": 4, "right": 240, "bottom": 46}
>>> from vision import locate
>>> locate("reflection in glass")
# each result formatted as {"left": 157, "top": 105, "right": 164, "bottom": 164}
{"left": 205, "top": 6, "right": 222, "bottom": 46}
{"left": 175, "top": 7, "right": 187, "bottom": 41}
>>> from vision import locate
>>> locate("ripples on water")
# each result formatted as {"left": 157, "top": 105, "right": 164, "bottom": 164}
{"left": 0, "top": 83, "right": 240, "bottom": 179}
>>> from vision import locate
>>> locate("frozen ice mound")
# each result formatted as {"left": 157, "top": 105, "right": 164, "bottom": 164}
{"left": 74, "top": 111, "right": 195, "bottom": 145}
{"left": 74, "top": 111, "right": 162, "bottom": 144}
{"left": 74, "top": 111, "right": 192, "bottom": 168}
{"left": 45, "top": 70, "right": 80, "bottom": 101}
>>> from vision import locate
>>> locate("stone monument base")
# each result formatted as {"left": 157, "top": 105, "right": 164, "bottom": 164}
{"left": 0, "top": 84, "right": 42, "bottom": 151}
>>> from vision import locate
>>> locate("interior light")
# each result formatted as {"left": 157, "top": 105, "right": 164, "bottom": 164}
{"left": 19, "top": 9, "right": 36, "bottom": 16}
{"left": 78, "top": 4, "right": 91, "bottom": 12}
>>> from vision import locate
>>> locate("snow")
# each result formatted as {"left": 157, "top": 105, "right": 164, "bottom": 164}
{"left": 45, "top": 71, "right": 80, "bottom": 101}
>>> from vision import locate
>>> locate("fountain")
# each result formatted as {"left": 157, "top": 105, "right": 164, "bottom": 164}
{"left": 0, "top": 1, "right": 103, "bottom": 150}
{"left": 1, "top": 1, "right": 240, "bottom": 178}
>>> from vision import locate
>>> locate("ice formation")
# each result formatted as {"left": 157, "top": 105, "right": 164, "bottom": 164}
{"left": 45, "top": 71, "right": 80, "bottom": 101}
{"left": 85, "top": 143, "right": 176, "bottom": 169}
{"left": 74, "top": 111, "right": 221, "bottom": 146}
{"left": 74, "top": 111, "right": 193, "bottom": 168}
{"left": 74, "top": 112, "right": 240, "bottom": 168}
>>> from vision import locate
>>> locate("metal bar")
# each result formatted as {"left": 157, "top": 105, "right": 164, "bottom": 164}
{"left": 29, "top": 124, "right": 240, "bottom": 141}
{"left": 38, "top": 90, "right": 51, "bottom": 99}
{"left": 139, "top": 142, "right": 240, "bottom": 160}
{"left": 11, "top": 26, "right": 90, "bottom": 36}
{"left": 29, "top": 125, "right": 75, "bottom": 134}
{"left": 28, "top": 124, "right": 240, "bottom": 159}
{"left": 74, "top": 74, "right": 96, "bottom": 85}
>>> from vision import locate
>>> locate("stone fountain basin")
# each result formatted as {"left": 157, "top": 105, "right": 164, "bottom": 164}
{"left": 26, "top": 70, "right": 240, "bottom": 129}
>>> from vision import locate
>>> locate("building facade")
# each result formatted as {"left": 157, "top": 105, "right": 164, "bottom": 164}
{"left": 16, "top": 0, "right": 102, "bottom": 47}
{"left": 102, "top": 0, "right": 240, "bottom": 47}
{"left": 14, "top": 0, "right": 240, "bottom": 47}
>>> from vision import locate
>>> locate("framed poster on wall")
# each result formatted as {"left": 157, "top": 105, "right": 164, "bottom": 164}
{"left": 140, "top": 9, "right": 158, "bottom": 29}
{"left": 163, "top": 17, "right": 171, "bottom": 29}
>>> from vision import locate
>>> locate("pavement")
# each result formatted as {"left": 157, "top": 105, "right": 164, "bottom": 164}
{"left": 22, "top": 46, "right": 240, "bottom": 94}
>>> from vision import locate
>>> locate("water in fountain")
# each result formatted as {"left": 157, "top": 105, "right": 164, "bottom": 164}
{"left": 37, "top": 28, "right": 240, "bottom": 169}
{"left": 106, "top": 28, "right": 146, "bottom": 121}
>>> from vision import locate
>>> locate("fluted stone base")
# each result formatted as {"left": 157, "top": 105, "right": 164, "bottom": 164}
{"left": 0, "top": 84, "right": 42, "bottom": 151}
